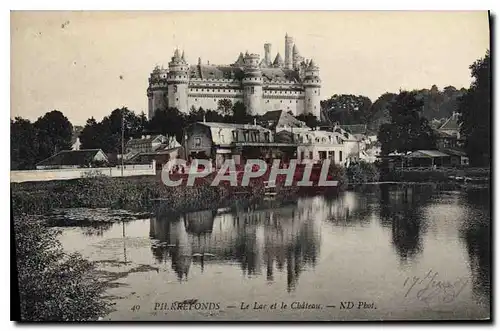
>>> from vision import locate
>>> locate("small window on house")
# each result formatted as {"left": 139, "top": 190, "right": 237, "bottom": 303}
{"left": 339, "top": 151, "right": 343, "bottom": 162}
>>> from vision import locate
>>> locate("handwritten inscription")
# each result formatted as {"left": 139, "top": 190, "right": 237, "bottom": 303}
{"left": 403, "top": 269, "right": 469, "bottom": 307}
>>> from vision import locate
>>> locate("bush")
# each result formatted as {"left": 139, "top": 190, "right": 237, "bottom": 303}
{"left": 14, "top": 216, "right": 111, "bottom": 321}
{"left": 329, "top": 163, "right": 348, "bottom": 190}
{"left": 346, "top": 161, "right": 380, "bottom": 184}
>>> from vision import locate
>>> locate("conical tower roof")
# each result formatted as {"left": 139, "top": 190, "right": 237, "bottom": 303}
{"left": 273, "top": 52, "right": 284, "bottom": 66}
{"left": 234, "top": 52, "right": 245, "bottom": 66}
{"left": 174, "top": 48, "right": 181, "bottom": 60}
{"left": 308, "top": 58, "right": 318, "bottom": 69}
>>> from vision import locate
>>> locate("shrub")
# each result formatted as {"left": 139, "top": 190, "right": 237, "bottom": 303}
{"left": 346, "top": 161, "right": 380, "bottom": 184}
{"left": 14, "top": 216, "right": 111, "bottom": 321}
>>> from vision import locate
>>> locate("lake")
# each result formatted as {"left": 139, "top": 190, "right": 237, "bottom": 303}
{"left": 55, "top": 184, "right": 490, "bottom": 321}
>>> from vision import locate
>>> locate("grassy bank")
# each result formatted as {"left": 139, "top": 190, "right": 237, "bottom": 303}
{"left": 11, "top": 176, "right": 224, "bottom": 215}
{"left": 11, "top": 173, "right": 305, "bottom": 216}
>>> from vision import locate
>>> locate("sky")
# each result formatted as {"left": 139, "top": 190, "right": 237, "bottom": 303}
{"left": 11, "top": 11, "right": 490, "bottom": 125}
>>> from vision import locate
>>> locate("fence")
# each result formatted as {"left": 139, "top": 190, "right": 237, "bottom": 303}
{"left": 10, "top": 161, "right": 156, "bottom": 183}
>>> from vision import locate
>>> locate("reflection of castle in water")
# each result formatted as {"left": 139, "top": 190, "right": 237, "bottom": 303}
{"left": 150, "top": 199, "right": 322, "bottom": 291}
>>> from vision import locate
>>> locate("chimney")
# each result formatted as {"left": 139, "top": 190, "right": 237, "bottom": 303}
{"left": 264, "top": 43, "right": 271, "bottom": 65}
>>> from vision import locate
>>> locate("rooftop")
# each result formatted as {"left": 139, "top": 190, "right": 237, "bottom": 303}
{"left": 36, "top": 149, "right": 108, "bottom": 167}
{"left": 407, "top": 150, "right": 449, "bottom": 158}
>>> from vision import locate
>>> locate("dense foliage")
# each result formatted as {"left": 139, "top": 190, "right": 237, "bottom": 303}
{"left": 14, "top": 216, "right": 110, "bottom": 321}
{"left": 457, "top": 50, "right": 491, "bottom": 167}
{"left": 377, "top": 91, "right": 437, "bottom": 156}
{"left": 320, "top": 86, "right": 465, "bottom": 133}
{"left": 11, "top": 111, "right": 73, "bottom": 170}
{"left": 346, "top": 161, "right": 380, "bottom": 184}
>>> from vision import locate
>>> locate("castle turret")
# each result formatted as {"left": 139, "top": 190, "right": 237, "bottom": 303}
{"left": 167, "top": 49, "right": 189, "bottom": 113}
{"left": 285, "top": 33, "right": 294, "bottom": 70}
{"left": 242, "top": 53, "right": 263, "bottom": 115}
{"left": 147, "top": 65, "right": 169, "bottom": 120}
{"left": 303, "top": 59, "right": 321, "bottom": 118}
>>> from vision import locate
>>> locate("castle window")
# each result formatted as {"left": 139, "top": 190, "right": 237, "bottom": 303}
{"left": 196, "top": 89, "right": 198, "bottom": 91}
{"left": 176, "top": 98, "right": 179, "bottom": 101}
{"left": 195, "top": 98, "right": 198, "bottom": 102}
{"left": 174, "top": 85, "right": 178, "bottom": 93}
{"left": 296, "top": 100, "right": 298, "bottom": 103}
{"left": 251, "top": 87, "right": 255, "bottom": 94}
{"left": 314, "top": 106, "right": 317, "bottom": 109}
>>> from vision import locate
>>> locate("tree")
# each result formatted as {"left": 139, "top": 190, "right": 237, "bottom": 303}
{"left": 378, "top": 91, "right": 436, "bottom": 156}
{"left": 457, "top": 50, "right": 491, "bottom": 166}
{"left": 34, "top": 110, "right": 73, "bottom": 161}
{"left": 14, "top": 216, "right": 110, "bottom": 321}
{"left": 296, "top": 113, "right": 320, "bottom": 129}
{"left": 369, "top": 93, "right": 396, "bottom": 132}
{"left": 11, "top": 117, "right": 39, "bottom": 170}
{"left": 231, "top": 101, "right": 252, "bottom": 124}
{"left": 217, "top": 99, "right": 233, "bottom": 116}
{"left": 79, "top": 108, "right": 147, "bottom": 154}
{"left": 147, "top": 107, "right": 186, "bottom": 142}
{"left": 320, "top": 94, "right": 373, "bottom": 125}
{"left": 79, "top": 117, "right": 102, "bottom": 150}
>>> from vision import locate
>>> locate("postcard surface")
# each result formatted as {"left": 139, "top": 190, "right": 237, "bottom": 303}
{"left": 11, "top": 11, "right": 491, "bottom": 322}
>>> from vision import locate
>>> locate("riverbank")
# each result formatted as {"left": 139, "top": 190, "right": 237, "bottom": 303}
{"left": 382, "top": 167, "right": 490, "bottom": 183}
{"left": 11, "top": 174, "right": 302, "bottom": 216}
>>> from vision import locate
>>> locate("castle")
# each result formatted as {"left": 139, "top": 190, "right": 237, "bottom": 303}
{"left": 147, "top": 34, "right": 321, "bottom": 120}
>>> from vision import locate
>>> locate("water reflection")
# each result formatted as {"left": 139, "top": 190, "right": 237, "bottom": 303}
{"left": 150, "top": 201, "right": 321, "bottom": 291}
{"left": 460, "top": 188, "right": 491, "bottom": 307}
{"left": 378, "top": 184, "right": 431, "bottom": 264}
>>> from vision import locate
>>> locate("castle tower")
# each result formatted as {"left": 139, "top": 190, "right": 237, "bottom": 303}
{"left": 242, "top": 53, "right": 263, "bottom": 115}
{"left": 292, "top": 44, "right": 304, "bottom": 70}
{"left": 285, "top": 33, "right": 294, "bottom": 70}
{"left": 264, "top": 43, "right": 272, "bottom": 66}
{"left": 303, "top": 59, "right": 321, "bottom": 118}
{"left": 147, "top": 65, "right": 169, "bottom": 120}
{"left": 167, "top": 49, "right": 190, "bottom": 113}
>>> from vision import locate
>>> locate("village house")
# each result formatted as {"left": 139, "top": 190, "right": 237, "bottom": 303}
{"left": 126, "top": 135, "right": 181, "bottom": 169}
{"left": 435, "top": 112, "right": 464, "bottom": 149}
{"left": 259, "top": 110, "right": 351, "bottom": 165}
{"left": 125, "top": 134, "right": 170, "bottom": 155}
{"left": 36, "top": 149, "right": 109, "bottom": 170}
{"left": 183, "top": 121, "right": 300, "bottom": 169}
